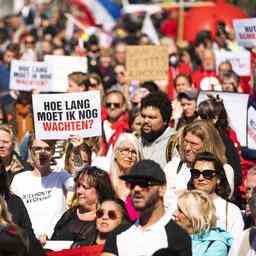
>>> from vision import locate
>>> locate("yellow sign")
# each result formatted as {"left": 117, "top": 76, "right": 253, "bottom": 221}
{"left": 126, "top": 46, "right": 168, "bottom": 81}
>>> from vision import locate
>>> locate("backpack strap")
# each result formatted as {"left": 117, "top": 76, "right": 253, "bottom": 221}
{"left": 225, "top": 201, "right": 228, "bottom": 230}
{"left": 176, "top": 161, "right": 184, "bottom": 174}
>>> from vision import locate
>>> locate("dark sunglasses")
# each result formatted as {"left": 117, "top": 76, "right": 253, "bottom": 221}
{"left": 106, "top": 102, "right": 121, "bottom": 109}
{"left": 190, "top": 169, "right": 216, "bottom": 180}
{"left": 128, "top": 180, "right": 161, "bottom": 189}
{"left": 96, "top": 209, "right": 118, "bottom": 220}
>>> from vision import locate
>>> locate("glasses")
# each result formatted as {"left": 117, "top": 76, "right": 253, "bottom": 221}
{"left": 128, "top": 180, "right": 161, "bottom": 189}
{"left": 89, "top": 83, "right": 98, "bottom": 88}
{"left": 106, "top": 102, "right": 122, "bottom": 109}
{"left": 118, "top": 147, "right": 137, "bottom": 158}
{"left": 190, "top": 169, "right": 216, "bottom": 180}
{"left": 115, "top": 71, "right": 125, "bottom": 76}
{"left": 96, "top": 209, "right": 118, "bottom": 220}
{"left": 25, "top": 40, "right": 35, "bottom": 45}
{"left": 183, "top": 139, "right": 201, "bottom": 149}
{"left": 32, "top": 146, "right": 51, "bottom": 153}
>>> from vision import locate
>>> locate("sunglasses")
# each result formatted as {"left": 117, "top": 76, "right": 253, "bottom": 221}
{"left": 190, "top": 169, "right": 216, "bottom": 180}
{"left": 96, "top": 209, "right": 118, "bottom": 220}
{"left": 106, "top": 102, "right": 121, "bottom": 109}
{"left": 32, "top": 146, "right": 51, "bottom": 153}
{"left": 128, "top": 180, "right": 161, "bottom": 189}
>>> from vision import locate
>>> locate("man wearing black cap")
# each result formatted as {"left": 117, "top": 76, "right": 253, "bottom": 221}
{"left": 176, "top": 90, "right": 198, "bottom": 130}
{"left": 102, "top": 160, "right": 191, "bottom": 256}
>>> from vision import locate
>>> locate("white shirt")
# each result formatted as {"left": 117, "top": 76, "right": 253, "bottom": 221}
{"left": 213, "top": 196, "right": 244, "bottom": 243}
{"left": 116, "top": 213, "right": 170, "bottom": 256}
{"left": 11, "top": 169, "right": 74, "bottom": 238}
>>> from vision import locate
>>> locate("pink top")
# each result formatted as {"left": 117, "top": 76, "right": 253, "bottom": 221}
{"left": 125, "top": 195, "right": 139, "bottom": 222}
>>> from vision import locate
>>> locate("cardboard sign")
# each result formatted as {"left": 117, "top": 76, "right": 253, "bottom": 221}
{"left": 44, "top": 55, "right": 87, "bottom": 92}
{"left": 233, "top": 18, "right": 256, "bottom": 48}
{"left": 10, "top": 60, "right": 52, "bottom": 91}
{"left": 197, "top": 91, "right": 249, "bottom": 147}
{"left": 126, "top": 46, "right": 168, "bottom": 81}
{"left": 32, "top": 91, "right": 102, "bottom": 140}
{"left": 215, "top": 50, "right": 251, "bottom": 76}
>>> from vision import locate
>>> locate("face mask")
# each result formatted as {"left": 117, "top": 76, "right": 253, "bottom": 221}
{"left": 169, "top": 54, "right": 179, "bottom": 67}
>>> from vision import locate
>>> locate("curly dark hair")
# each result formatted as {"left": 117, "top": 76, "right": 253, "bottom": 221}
{"left": 140, "top": 91, "right": 172, "bottom": 125}
{"left": 187, "top": 151, "right": 231, "bottom": 200}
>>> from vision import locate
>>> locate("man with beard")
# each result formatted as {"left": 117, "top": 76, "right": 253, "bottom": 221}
{"left": 10, "top": 138, "right": 74, "bottom": 243}
{"left": 140, "top": 92, "right": 174, "bottom": 168}
{"left": 102, "top": 159, "right": 191, "bottom": 256}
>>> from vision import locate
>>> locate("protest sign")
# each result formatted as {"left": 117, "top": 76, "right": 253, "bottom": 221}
{"left": 44, "top": 55, "right": 87, "bottom": 92}
{"left": 126, "top": 46, "right": 168, "bottom": 81}
{"left": 32, "top": 91, "right": 101, "bottom": 140}
{"left": 214, "top": 50, "right": 251, "bottom": 76}
{"left": 10, "top": 60, "right": 52, "bottom": 91}
{"left": 197, "top": 91, "right": 249, "bottom": 147}
{"left": 233, "top": 18, "right": 256, "bottom": 48}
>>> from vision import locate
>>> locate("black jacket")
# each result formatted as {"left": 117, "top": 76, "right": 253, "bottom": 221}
{"left": 5, "top": 193, "right": 45, "bottom": 256}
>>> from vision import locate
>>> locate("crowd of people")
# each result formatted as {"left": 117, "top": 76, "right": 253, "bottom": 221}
{"left": 0, "top": 0, "right": 256, "bottom": 256}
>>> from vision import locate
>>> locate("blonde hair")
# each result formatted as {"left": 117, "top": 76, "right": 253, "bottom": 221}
{"left": 180, "top": 120, "right": 227, "bottom": 163}
{"left": 177, "top": 190, "right": 217, "bottom": 234}
{"left": 110, "top": 133, "right": 144, "bottom": 191}
{"left": 0, "top": 124, "right": 15, "bottom": 143}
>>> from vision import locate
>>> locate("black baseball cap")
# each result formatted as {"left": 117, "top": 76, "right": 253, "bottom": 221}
{"left": 178, "top": 90, "right": 198, "bottom": 101}
{"left": 120, "top": 160, "right": 166, "bottom": 185}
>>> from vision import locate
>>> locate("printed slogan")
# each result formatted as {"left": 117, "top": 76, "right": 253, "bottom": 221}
{"left": 33, "top": 91, "right": 102, "bottom": 140}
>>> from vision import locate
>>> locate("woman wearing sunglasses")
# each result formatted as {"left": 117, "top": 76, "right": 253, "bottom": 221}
{"left": 175, "top": 190, "right": 233, "bottom": 256}
{"left": 96, "top": 198, "right": 131, "bottom": 244}
{"left": 50, "top": 166, "right": 116, "bottom": 245}
{"left": 187, "top": 151, "right": 244, "bottom": 249}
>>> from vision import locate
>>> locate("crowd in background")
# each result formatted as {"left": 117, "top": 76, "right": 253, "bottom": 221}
{"left": 0, "top": 0, "right": 256, "bottom": 256}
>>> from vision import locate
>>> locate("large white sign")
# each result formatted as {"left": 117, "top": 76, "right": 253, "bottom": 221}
{"left": 44, "top": 55, "right": 87, "bottom": 92}
{"left": 233, "top": 18, "right": 256, "bottom": 48}
{"left": 197, "top": 91, "right": 249, "bottom": 147}
{"left": 215, "top": 50, "right": 251, "bottom": 76}
{"left": 32, "top": 91, "right": 102, "bottom": 140}
{"left": 10, "top": 60, "right": 52, "bottom": 91}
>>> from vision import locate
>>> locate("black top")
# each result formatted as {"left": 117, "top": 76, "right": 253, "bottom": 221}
{"left": 51, "top": 207, "right": 97, "bottom": 244}
{"left": 104, "top": 219, "right": 192, "bottom": 256}
{"left": 219, "top": 130, "right": 242, "bottom": 187}
{"left": 0, "top": 225, "right": 28, "bottom": 256}
{"left": 5, "top": 193, "right": 45, "bottom": 256}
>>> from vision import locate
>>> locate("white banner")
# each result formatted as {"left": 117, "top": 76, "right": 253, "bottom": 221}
{"left": 248, "top": 105, "right": 256, "bottom": 149}
{"left": 198, "top": 91, "right": 249, "bottom": 147}
{"left": 32, "top": 91, "right": 102, "bottom": 140}
{"left": 233, "top": 18, "right": 256, "bottom": 48}
{"left": 10, "top": 60, "right": 52, "bottom": 91}
{"left": 215, "top": 50, "right": 251, "bottom": 76}
{"left": 44, "top": 55, "right": 87, "bottom": 92}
